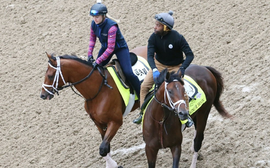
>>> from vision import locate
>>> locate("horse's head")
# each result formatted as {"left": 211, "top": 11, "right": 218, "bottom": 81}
{"left": 40, "top": 52, "right": 66, "bottom": 100}
{"left": 156, "top": 69, "right": 189, "bottom": 119}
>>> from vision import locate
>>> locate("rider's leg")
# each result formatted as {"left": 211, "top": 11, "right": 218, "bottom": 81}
{"left": 134, "top": 60, "right": 166, "bottom": 124}
{"left": 184, "top": 92, "right": 193, "bottom": 127}
{"left": 115, "top": 48, "right": 141, "bottom": 98}
{"left": 132, "top": 69, "right": 154, "bottom": 124}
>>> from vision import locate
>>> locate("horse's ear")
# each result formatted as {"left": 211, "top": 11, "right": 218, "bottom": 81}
{"left": 45, "top": 52, "right": 56, "bottom": 62}
{"left": 165, "top": 69, "right": 170, "bottom": 80}
{"left": 161, "top": 68, "right": 170, "bottom": 81}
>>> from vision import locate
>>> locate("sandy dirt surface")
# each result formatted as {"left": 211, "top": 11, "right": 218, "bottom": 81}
{"left": 1, "top": 0, "right": 270, "bottom": 167}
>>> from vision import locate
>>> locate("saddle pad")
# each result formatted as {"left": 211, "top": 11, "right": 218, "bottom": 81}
{"left": 131, "top": 56, "right": 150, "bottom": 83}
{"left": 142, "top": 75, "right": 206, "bottom": 126}
{"left": 107, "top": 67, "right": 131, "bottom": 106}
{"left": 184, "top": 75, "right": 206, "bottom": 115}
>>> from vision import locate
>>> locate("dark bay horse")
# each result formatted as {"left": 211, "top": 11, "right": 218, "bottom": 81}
{"left": 40, "top": 48, "right": 146, "bottom": 168}
{"left": 137, "top": 46, "right": 232, "bottom": 167}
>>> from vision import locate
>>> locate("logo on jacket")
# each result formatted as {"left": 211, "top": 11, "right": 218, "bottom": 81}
{"left": 168, "top": 44, "right": 173, "bottom": 49}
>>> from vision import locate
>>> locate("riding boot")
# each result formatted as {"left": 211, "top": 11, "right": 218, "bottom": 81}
{"left": 184, "top": 92, "right": 194, "bottom": 127}
{"left": 185, "top": 116, "right": 194, "bottom": 127}
{"left": 133, "top": 110, "right": 143, "bottom": 124}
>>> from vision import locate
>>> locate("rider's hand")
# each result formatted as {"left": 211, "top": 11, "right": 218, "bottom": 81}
{"left": 87, "top": 56, "right": 95, "bottom": 63}
{"left": 180, "top": 67, "right": 185, "bottom": 78}
{"left": 152, "top": 68, "right": 160, "bottom": 83}
{"left": 92, "top": 61, "right": 100, "bottom": 69}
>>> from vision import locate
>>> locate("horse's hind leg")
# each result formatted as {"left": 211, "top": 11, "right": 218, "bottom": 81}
{"left": 190, "top": 110, "right": 209, "bottom": 168}
{"left": 170, "top": 145, "right": 181, "bottom": 168}
{"left": 145, "top": 144, "right": 159, "bottom": 168}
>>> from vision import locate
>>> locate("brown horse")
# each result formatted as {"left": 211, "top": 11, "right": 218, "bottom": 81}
{"left": 138, "top": 47, "right": 232, "bottom": 167}
{"left": 40, "top": 48, "right": 146, "bottom": 168}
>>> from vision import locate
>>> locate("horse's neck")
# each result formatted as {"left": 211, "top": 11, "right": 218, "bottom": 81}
{"left": 156, "top": 84, "right": 166, "bottom": 103}
{"left": 63, "top": 61, "right": 94, "bottom": 82}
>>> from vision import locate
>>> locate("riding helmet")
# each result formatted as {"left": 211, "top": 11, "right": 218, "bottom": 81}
{"left": 90, "top": 2, "right": 108, "bottom": 16}
{"left": 155, "top": 11, "right": 174, "bottom": 29}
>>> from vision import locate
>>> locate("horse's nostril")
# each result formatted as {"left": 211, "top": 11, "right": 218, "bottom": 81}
{"left": 40, "top": 94, "right": 46, "bottom": 100}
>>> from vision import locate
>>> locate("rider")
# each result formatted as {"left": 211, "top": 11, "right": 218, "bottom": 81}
{"left": 87, "top": 1, "right": 141, "bottom": 98}
{"left": 133, "top": 11, "right": 194, "bottom": 127}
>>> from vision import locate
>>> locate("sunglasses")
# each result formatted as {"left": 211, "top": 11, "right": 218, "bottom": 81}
{"left": 155, "top": 14, "right": 164, "bottom": 22}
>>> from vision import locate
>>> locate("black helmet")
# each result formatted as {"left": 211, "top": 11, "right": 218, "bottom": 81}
{"left": 90, "top": 2, "right": 108, "bottom": 16}
{"left": 155, "top": 11, "right": 174, "bottom": 29}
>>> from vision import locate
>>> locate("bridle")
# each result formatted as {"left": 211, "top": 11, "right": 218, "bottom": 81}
{"left": 42, "top": 57, "right": 66, "bottom": 96}
{"left": 42, "top": 56, "right": 112, "bottom": 100}
{"left": 153, "top": 79, "right": 187, "bottom": 147}
{"left": 154, "top": 79, "right": 187, "bottom": 114}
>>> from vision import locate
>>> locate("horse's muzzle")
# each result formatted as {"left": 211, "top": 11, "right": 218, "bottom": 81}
{"left": 40, "top": 92, "right": 54, "bottom": 100}
{"left": 177, "top": 110, "right": 189, "bottom": 120}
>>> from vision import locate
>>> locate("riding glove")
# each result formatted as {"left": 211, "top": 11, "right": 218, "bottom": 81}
{"left": 180, "top": 67, "right": 185, "bottom": 78}
{"left": 87, "top": 56, "right": 95, "bottom": 63}
{"left": 92, "top": 62, "right": 99, "bottom": 68}
{"left": 153, "top": 68, "right": 160, "bottom": 82}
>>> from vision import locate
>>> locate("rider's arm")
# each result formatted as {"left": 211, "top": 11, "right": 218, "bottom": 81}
{"left": 88, "top": 27, "right": 97, "bottom": 57}
{"left": 95, "top": 25, "right": 117, "bottom": 64}
{"left": 179, "top": 35, "right": 194, "bottom": 69}
{"left": 147, "top": 33, "right": 157, "bottom": 70}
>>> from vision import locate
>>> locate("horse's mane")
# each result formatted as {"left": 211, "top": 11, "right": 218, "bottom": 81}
{"left": 60, "top": 54, "right": 93, "bottom": 66}
{"left": 49, "top": 54, "right": 93, "bottom": 67}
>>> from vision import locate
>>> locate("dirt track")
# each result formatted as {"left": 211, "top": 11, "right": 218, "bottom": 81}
{"left": 1, "top": 0, "right": 270, "bottom": 167}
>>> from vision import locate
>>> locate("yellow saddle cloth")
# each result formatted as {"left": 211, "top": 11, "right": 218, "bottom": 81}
{"left": 142, "top": 75, "right": 207, "bottom": 125}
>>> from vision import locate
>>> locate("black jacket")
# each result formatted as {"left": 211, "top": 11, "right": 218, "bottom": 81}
{"left": 147, "top": 30, "right": 194, "bottom": 69}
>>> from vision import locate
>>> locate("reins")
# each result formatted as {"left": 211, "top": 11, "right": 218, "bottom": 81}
{"left": 42, "top": 56, "right": 112, "bottom": 101}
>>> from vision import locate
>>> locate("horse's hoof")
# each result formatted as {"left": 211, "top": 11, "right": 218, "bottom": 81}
{"left": 198, "top": 153, "right": 204, "bottom": 160}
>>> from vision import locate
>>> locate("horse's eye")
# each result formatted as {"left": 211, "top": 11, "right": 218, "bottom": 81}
{"left": 48, "top": 75, "right": 54, "bottom": 80}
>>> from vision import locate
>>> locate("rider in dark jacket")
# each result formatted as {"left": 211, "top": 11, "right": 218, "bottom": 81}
{"left": 87, "top": 2, "right": 141, "bottom": 98}
{"left": 133, "top": 11, "right": 194, "bottom": 127}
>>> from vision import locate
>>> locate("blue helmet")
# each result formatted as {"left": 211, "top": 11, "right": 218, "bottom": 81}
{"left": 155, "top": 11, "right": 174, "bottom": 29}
{"left": 90, "top": 2, "right": 108, "bottom": 16}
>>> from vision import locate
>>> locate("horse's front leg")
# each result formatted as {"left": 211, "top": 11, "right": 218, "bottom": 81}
{"left": 103, "top": 152, "right": 122, "bottom": 168}
{"left": 145, "top": 144, "right": 159, "bottom": 168}
{"left": 100, "top": 121, "right": 122, "bottom": 168}
{"left": 99, "top": 121, "right": 122, "bottom": 156}
{"left": 170, "top": 145, "right": 181, "bottom": 168}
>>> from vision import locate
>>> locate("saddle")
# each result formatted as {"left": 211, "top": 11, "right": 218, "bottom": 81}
{"left": 107, "top": 52, "right": 149, "bottom": 94}
{"left": 107, "top": 52, "right": 138, "bottom": 94}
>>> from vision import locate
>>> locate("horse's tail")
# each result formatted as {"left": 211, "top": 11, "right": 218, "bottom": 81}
{"left": 205, "top": 66, "right": 232, "bottom": 118}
